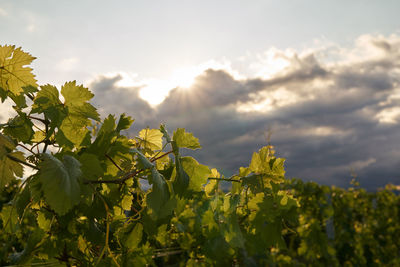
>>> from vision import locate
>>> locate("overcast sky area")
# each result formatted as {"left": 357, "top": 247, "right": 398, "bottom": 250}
{"left": 1, "top": 1, "right": 400, "bottom": 189}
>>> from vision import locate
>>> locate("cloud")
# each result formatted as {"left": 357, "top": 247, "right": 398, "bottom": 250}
{"left": 86, "top": 33, "right": 400, "bottom": 190}
{"left": 89, "top": 74, "right": 156, "bottom": 132}
{"left": 1, "top": 33, "right": 399, "bottom": 190}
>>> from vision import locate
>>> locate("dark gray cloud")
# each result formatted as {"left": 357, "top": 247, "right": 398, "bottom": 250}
{"left": 89, "top": 34, "right": 400, "bottom": 190}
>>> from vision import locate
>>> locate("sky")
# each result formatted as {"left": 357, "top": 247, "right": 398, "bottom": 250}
{"left": 1, "top": 1, "right": 400, "bottom": 189}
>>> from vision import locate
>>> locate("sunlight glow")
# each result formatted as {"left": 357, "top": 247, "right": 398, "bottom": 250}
{"left": 139, "top": 61, "right": 243, "bottom": 106}
{"left": 249, "top": 48, "right": 291, "bottom": 79}
{"left": 170, "top": 67, "right": 202, "bottom": 89}
{"left": 139, "top": 79, "right": 174, "bottom": 106}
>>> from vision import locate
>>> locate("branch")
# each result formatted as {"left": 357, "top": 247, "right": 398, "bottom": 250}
{"left": 42, "top": 121, "right": 49, "bottom": 153}
{"left": 150, "top": 150, "right": 173, "bottom": 162}
{"left": 7, "top": 154, "right": 39, "bottom": 170}
{"left": 28, "top": 115, "right": 47, "bottom": 124}
{"left": 17, "top": 143, "right": 36, "bottom": 155}
{"left": 208, "top": 177, "right": 241, "bottom": 183}
{"left": 105, "top": 154, "right": 122, "bottom": 172}
{"left": 84, "top": 150, "right": 172, "bottom": 185}
{"left": 83, "top": 168, "right": 145, "bottom": 185}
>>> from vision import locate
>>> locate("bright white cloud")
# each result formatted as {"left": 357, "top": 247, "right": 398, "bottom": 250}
{"left": 237, "top": 87, "right": 302, "bottom": 113}
{"left": 375, "top": 107, "right": 400, "bottom": 124}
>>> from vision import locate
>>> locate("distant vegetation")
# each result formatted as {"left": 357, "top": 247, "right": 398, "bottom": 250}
{"left": 1, "top": 45, "right": 399, "bottom": 266}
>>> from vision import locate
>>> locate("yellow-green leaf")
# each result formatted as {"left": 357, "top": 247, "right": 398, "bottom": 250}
{"left": 137, "top": 128, "right": 163, "bottom": 151}
{"left": 0, "top": 45, "right": 37, "bottom": 95}
{"left": 173, "top": 128, "right": 201, "bottom": 150}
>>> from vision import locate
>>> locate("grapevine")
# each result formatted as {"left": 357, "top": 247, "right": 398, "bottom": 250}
{"left": 1, "top": 45, "right": 399, "bottom": 266}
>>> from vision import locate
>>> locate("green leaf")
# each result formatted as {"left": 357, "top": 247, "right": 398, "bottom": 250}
{"left": 173, "top": 157, "right": 190, "bottom": 196}
{"left": 225, "top": 214, "right": 245, "bottom": 248}
{"left": 241, "top": 174, "right": 263, "bottom": 193}
{"left": 0, "top": 205, "right": 18, "bottom": 233}
{"left": 137, "top": 128, "right": 163, "bottom": 151}
{"left": 3, "top": 112, "right": 34, "bottom": 142}
{"left": 147, "top": 168, "right": 170, "bottom": 216}
{"left": 124, "top": 223, "right": 143, "bottom": 250}
{"left": 56, "top": 82, "right": 100, "bottom": 146}
{"left": 0, "top": 45, "right": 37, "bottom": 95}
{"left": 0, "top": 86, "right": 7, "bottom": 102}
{"left": 205, "top": 169, "right": 220, "bottom": 196}
{"left": 9, "top": 228, "right": 45, "bottom": 265}
{"left": 8, "top": 91, "right": 27, "bottom": 108}
{"left": 271, "top": 158, "right": 285, "bottom": 177}
{"left": 121, "top": 194, "right": 133, "bottom": 210}
{"left": 22, "top": 84, "right": 38, "bottom": 94}
{"left": 0, "top": 133, "right": 16, "bottom": 153}
{"left": 32, "top": 84, "right": 62, "bottom": 112}
{"left": 61, "top": 81, "right": 94, "bottom": 106}
{"left": 68, "top": 102, "right": 100, "bottom": 121}
{"left": 16, "top": 185, "right": 31, "bottom": 218}
{"left": 248, "top": 146, "right": 286, "bottom": 184}
{"left": 130, "top": 148, "right": 153, "bottom": 169}
{"left": 181, "top": 157, "right": 211, "bottom": 192}
{"left": 155, "top": 224, "right": 168, "bottom": 246}
{"left": 79, "top": 153, "right": 104, "bottom": 181}
{"left": 0, "top": 151, "right": 24, "bottom": 190}
{"left": 36, "top": 211, "right": 52, "bottom": 231}
{"left": 31, "top": 84, "right": 67, "bottom": 136}
{"left": 38, "top": 154, "right": 81, "bottom": 215}
{"left": 58, "top": 113, "right": 91, "bottom": 147}
{"left": 173, "top": 128, "right": 201, "bottom": 150}
{"left": 202, "top": 209, "right": 218, "bottom": 233}
{"left": 88, "top": 115, "right": 116, "bottom": 155}
{"left": 116, "top": 113, "right": 134, "bottom": 132}
{"left": 260, "top": 222, "right": 285, "bottom": 248}
{"left": 31, "top": 131, "right": 46, "bottom": 143}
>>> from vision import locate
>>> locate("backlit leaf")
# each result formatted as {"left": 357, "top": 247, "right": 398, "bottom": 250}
{"left": 147, "top": 168, "right": 170, "bottom": 216}
{"left": 116, "top": 113, "right": 134, "bottom": 132}
{"left": 0, "top": 151, "right": 24, "bottom": 190}
{"left": 124, "top": 223, "right": 143, "bottom": 250}
{"left": 137, "top": 128, "right": 163, "bottom": 151}
{"left": 39, "top": 154, "right": 81, "bottom": 215}
{"left": 61, "top": 81, "right": 94, "bottom": 107}
{"left": 181, "top": 157, "right": 211, "bottom": 192}
{"left": 0, "top": 45, "right": 37, "bottom": 95}
{"left": 173, "top": 128, "right": 201, "bottom": 150}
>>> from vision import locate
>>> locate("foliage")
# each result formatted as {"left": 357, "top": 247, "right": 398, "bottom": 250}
{"left": 0, "top": 45, "right": 399, "bottom": 266}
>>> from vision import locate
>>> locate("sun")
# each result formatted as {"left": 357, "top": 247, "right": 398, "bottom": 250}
{"left": 139, "top": 61, "right": 240, "bottom": 106}
{"left": 138, "top": 66, "right": 202, "bottom": 106}
{"left": 170, "top": 67, "right": 201, "bottom": 90}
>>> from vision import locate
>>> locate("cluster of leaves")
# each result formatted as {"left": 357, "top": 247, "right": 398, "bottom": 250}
{"left": 0, "top": 45, "right": 299, "bottom": 266}
{"left": 266, "top": 179, "right": 400, "bottom": 266}
{"left": 1, "top": 45, "right": 399, "bottom": 266}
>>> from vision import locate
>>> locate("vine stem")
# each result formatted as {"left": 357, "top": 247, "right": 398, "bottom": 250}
{"left": 208, "top": 177, "right": 241, "bottom": 183}
{"left": 28, "top": 115, "right": 47, "bottom": 124}
{"left": 150, "top": 150, "right": 173, "bottom": 162}
{"left": 17, "top": 143, "right": 36, "bottom": 155}
{"left": 42, "top": 119, "right": 50, "bottom": 153}
{"left": 6, "top": 154, "right": 39, "bottom": 170}
{"left": 84, "top": 150, "right": 173, "bottom": 185}
{"left": 90, "top": 184, "right": 120, "bottom": 267}
{"left": 83, "top": 168, "right": 145, "bottom": 185}
{"left": 105, "top": 154, "right": 122, "bottom": 172}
